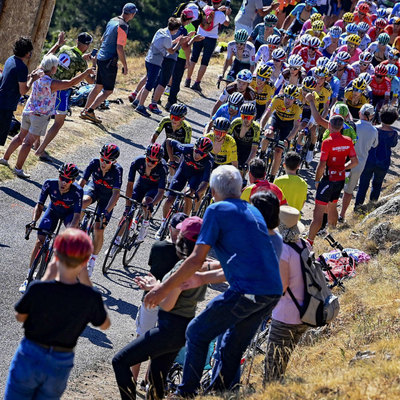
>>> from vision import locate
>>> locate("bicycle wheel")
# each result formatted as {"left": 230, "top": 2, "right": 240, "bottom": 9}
{"left": 102, "top": 221, "right": 126, "bottom": 275}
{"left": 265, "top": 148, "right": 274, "bottom": 177}
{"left": 27, "top": 246, "right": 47, "bottom": 285}
{"left": 36, "top": 248, "right": 52, "bottom": 280}
{"left": 197, "top": 194, "right": 211, "bottom": 218}
{"left": 123, "top": 210, "right": 143, "bottom": 267}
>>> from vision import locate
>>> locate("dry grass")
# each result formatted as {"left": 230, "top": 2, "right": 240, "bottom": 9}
{"left": 0, "top": 53, "right": 226, "bottom": 182}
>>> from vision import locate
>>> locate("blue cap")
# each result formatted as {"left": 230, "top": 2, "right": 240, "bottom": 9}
{"left": 123, "top": 3, "right": 137, "bottom": 14}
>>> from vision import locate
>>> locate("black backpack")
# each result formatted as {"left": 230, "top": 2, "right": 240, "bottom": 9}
{"left": 286, "top": 239, "right": 340, "bottom": 327}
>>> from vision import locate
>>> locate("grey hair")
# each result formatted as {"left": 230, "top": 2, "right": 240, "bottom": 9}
{"left": 210, "top": 165, "right": 242, "bottom": 200}
{"left": 40, "top": 54, "right": 59, "bottom": 73}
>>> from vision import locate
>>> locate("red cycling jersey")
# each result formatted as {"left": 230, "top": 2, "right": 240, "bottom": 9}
{"left": 299, "top": 47, "right": 323, "bottom": 72}
{"left": 370, "top": 76, "right": 391, "bottom": 97}
{"left": 320, "top": 132, "right": 357, "bottom": 181}
{"left": 292, "top": 44, "right": 303, "bottom": 55}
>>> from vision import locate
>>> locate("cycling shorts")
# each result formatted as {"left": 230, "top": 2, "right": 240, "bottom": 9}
{"left": 84, "top": 182, "right": 113, "bottom": 226}
{"left": 132, "top": 182, "right": 159, "bottom": 203}
{"left": 38, "top": 208, "right": 74, "bottom": 236}
{"left": 269, "top": 114, "right": 294, "bottom": 140}
{"left": 315, "top": 177, "right": 345, "bottom": 205}
{"left": 227, "top": 59, "right": 251, "bottom": 81}
{"left": 54, "top": 89, "right": 72, "bottom": 115}
{"left": 168, "top": 167, "right": 203, "bottom": 195}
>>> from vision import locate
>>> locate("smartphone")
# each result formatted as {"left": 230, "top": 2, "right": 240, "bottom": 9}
{"left": 91, "top": 48, "right": 98, "bottom": 57}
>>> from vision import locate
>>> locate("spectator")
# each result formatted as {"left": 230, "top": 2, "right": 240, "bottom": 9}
{"left": 0, "top": 37, "right": 38, "bottom": 148}
{"left": 241, "top": 158, "right": 287, "bottom": 205}
{"left": 80, "top": 3, "right": 137, "bottom": 124}
{"left": 34, "top": 31, "right": 95, "bottom": 160}
{"left": 112, "top": 217, "right": 207, "bottom": 400}
{"left": 274, "top": 151, "right": 308, "bottom": 215}
{"left": 135, "top": 18, "right": 184, "bottom": 118}
{"left": 264, "top": 205, "right": 309, "bottom": 383}
{"left": 355, "top": 105, "right": 399, "bottom": 209}
{"left": 1, "top": 55, "right": 93, "bottom": 178}
{"left": 144, "top": 165, "right": 282, "bottom": 396}
{"left": 4, "top": 228, "right": 110, "bottom": 400}
{"left": 185, "top": 0, "right": 231, "bottom": 94}
{"left": 339, "top": 104, "right": 378, "bottom": 221}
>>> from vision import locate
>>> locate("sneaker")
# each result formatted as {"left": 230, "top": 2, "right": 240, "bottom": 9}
{"left": 131, "top": 99, "right": 139, "bottom": 109}
{"left": 0, "top": 158, "right": 10, "bottom": 167}
{"left": 338, "top": 216, "right": 345, "bottom": 223}
{"left": 148, "top": 103, "right": 162, "bottom": 115}
{"left": 306, "top": 150, "right": 313, "bottom": 163}
{"left": 137, "top": 222, "right": 149, "bottom": 242}
{"left": 184, "top": 78, "right": 191, "bottom": 88}
{"left": 128, "top": 92, "right": 137, "bottom": 102}
{"left": 87, "top": 256, "right": 96, "bottom": 277}
{"left": 191, "top": 82, "right": 202, "bottom": 93}
{"left": 136, "top": 105, "right": 151, "bottom": 118}
{"left": 80, "top": 109, "right": 102, "bottom": 124}
{"left": 13, "top": 167, "right": 30, "bottom": 179}
{"left": 164, "top": 85, "right": 171, "bottom": 96}
{"left": 154, "top": 223, "right": 165, "bottom": 241}
{"left": 165, "top": 102, "right": 172, "bottom": 112}
{"left": 19, "top": 279, "right": 28, "bottom": 294}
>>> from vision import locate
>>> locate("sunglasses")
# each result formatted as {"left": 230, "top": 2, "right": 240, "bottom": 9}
{"left": 194, "top": 148, "right": 206, "bottom": 156}
{"left": 360, "top": 62, "right": 369, "bottom": 66}
{"left": 100, "top": 157, "right": 113, "bottom": 164}
{"left": 338, "top": 60, "right": 347, "bottom": 65}
{"left": 229, "top": 104, "right": 239, "bottom": 111}
{"left": 59, "top": 176, "right": 73, "bottom": 183}
{"left": 214, "top": 130, "right": 227, "bottom": 138}
{"left": 257, "top": 76, "right": 267, "bottom": 81}
{"left": 241, "top": 115, "right": 254, "bottom": 121}
{"left": 308, "top": 46, "right": 316, "bottom": 50}
{"left": 146, "top": 157, "right": 158, "bottom": 164}
{"left": 284, "top": 94, "right": 295, "bottom": 100}
{"left": 289, "top": 66, "right": 300, "bottom": 70}
{"left": 170, "top": 115, "right": 182, "bottom": 121}
{"left": 375, "top": 74, "right": 384, "bottom": 78}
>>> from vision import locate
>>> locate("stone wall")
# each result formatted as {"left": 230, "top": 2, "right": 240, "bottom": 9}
{"left": 0, "top": 0, "right": 56, "bottom": 69}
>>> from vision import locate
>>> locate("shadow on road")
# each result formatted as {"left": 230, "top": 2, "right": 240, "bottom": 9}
{"left": 81, "top": 325, "right": 113, "bottom": 349}
{"left": 106, "top": 130, "right": 146, "bottom": 151}
{"left": 0, "top": 187, "right": 38, "bottom": 208}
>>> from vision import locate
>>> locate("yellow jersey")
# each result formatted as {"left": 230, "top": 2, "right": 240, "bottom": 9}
{"left": 314, "top": 82, "right": 332, "bottom": 109}
{"left": 250, "top": 77, "right": 274, "bottom": 106}
{"left": 305, "top": 29, "right": 326, "bottom": 41}
{"left": 344, "top": 88, "right": 369, "bottom": 109}
{"left": 205, "top": 132, "right": 238, "bottom": 165}
{"left": 269, "top": 94, "right": 303, "bottom": 121}
{"left": 273, "top": 174, "right": 308, "bottom": 214}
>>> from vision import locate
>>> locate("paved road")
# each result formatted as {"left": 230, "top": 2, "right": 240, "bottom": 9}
{"left": 0, "top": 92, "right": 217, "bottom": 395}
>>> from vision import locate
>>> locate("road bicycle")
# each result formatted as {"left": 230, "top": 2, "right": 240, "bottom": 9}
{"left": 102, "top": 195, "right": 145, "bottom": 274}
{"left": 196, "top": 186, "right": 212, "bottom": 218}
{"left": 24, "top": 220, "right": 62, "bottom": 286}
{"left": 261, "top": 131, "right": 286, "bottom": 178}
{"left": 80, "top": 204, "right": 103, "bottom": 239}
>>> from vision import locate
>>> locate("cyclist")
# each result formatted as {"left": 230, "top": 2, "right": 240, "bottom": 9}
{"left": 298, "top": 36, "right": 322, "bottom": 72}
{"left": 325, "top": 61, "right": 340, "bottom": 104}
{"left": 366, "top": 33, "right": 392, "bottom": 66}
{"left": 387, "top": 64, "right": 400, "bottom": 106}
{"left": 334, "top": 51, "right": 355, "bottom": 100}
{"left": 205, "top": 92, "right": 244, "bottom": 133}
{"left": 357, "top": 21, "right": 372, "bottom": 50}
{"left": 211, "top": 69, "right": 255, "bottom": 116}
{"left": 79, "top": 144, "right": 123, "bottom": 276}
{"left": 205, "top": 117, "right": 238, "bottom": 168}
{"left": 385, "top": 17, "right": 400, "bottom": 46}
{"left": 370, "top": 63, "right": 391, "bottom": 120}
{"left": 381, "top": 49, "right": 400, "bottom": 77}
{"left": 158, "top": 136, "right": 213, "bottom": 237}
{"left": 344, "top": 77, "right": 370, "bottom": 119}
{"left": 300, "top": 12, "right": 323, "bottom": 35}
{"left": 320, "top": 26, "right": 343, "bottom": 58}
{"left": 305, "top": 20, "right": 326, "bottom": 41}
{"left": 282, "top": 0, "right": 319, "bottom": 37}
{"left": 265, "top": 48, "right": 288, "bottom": 84}
{"left": 351, "top": 50, "right": 374, "bottom": 76}
{"left": 335, "top": 34, "right": 362, "bottom": 64}
{"left": 260, "top": 85, "right": 303, "bottom": 182}
{"left": 353, "top": 3, "right": 373, "bottom": 26}
{"left": 334, "top": 12, "right": 355, "bottom": 31}
{"left": 254, "top": 34, "right": 281, "bottom": 65}
{"left": 338, "top": 22, "right": 358, "bottom": 46}
{"left": 292, "top": 34, "right": 311, "bottom": 55}
{"left": 275, "top": 54, "right": 306, "bottom": 94}
{"left": 228, "top": 103, "right": 260, "bottom": 177}
{"left": 367, "top": 18, "right": 387, "bottom": 42}
{"left": 120, "top": 144, "right": 167, "bottom": 244}
{"left": 220, "top": 29, "right": 256, "bottom": 83}
{"left": 20, "top": 163, "right": 82, "bottom": 293}
{"left": 250, "top": 64, "right": 275, "bottom": 120}
{"left": 249, "top": 14, "right": 281, "bottom": 51}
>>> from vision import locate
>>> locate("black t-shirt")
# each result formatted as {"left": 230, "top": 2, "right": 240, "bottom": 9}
{"left": 148, "top": 240, "right": 180, "bottom": 282}
{"left": 15, "top": 280, "right": 107, "bottom": 348}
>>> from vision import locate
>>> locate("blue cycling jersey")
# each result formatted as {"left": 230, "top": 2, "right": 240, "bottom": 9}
{"left": 212, "top": 103, "right": 241, "bottom": 122}
{"left": 390, "top": 76, "right": 400, "bottom": 97}
{"left": 329, "top": 76, "right": 340, "bottom": 100}
{"left": 82, "top": 158, "right": 123, "bottom": 196}
{"left": 250, "top": 24, "right": 282, "bottom": 45}
{"left": 38, "top": 179, "right": 83, "bottom": 216}
{"left": 128, "top": 155, "right": 167, "bottom": 189}
{"left": 290, "top": 4, "right": 318, "bottom": 24}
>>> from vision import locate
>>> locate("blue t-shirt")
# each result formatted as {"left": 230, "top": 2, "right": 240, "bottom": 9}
{"left": 365, "top": 128, "right": 398, "bottom": 170}
{"left": 38, "top": 179, "right": 83, "bottom": 216}
{"left": 329, "top": 76, "right": 340, "bottom": 100}
{"left": 197, "top": 198, "right": 282, "bottom": 295}
{"left": 128, "top": 155, "right": 167, "bottom": 189}
{"left": 269, "top": 232, "right": 283, "bottom": 260}
{"left": 390, "top": 76, "right": 400, "bottom": 97}
{"left": 82, "top": 158, "right": 123, "bottom": 196}
{"left": 0, "top": 56, "right": 28, "bottom": 110}
{"left": 98, "top": 16, "right": 129, "bottom": 61}
{"left": 212, "top": 103, "right": 241, "bottom": 122}
{"left": 250, "top": 24, "right": 281, "bottom": 45}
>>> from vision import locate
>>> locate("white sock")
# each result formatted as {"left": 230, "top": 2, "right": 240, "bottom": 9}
{"left": 90, "top": 254, "right": 97, "bottom": 262}
{"left": 143, "top": 220, "right": 149, "bottom": 226}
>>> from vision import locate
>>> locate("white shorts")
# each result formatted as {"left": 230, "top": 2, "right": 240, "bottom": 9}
{"left": 135, "top": 303, "right": 158, "bottom": 336}
{"left": 21, "top": 113, "right": 51, "bottom": 137}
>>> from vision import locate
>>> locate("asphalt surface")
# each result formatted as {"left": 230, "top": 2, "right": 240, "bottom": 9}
{"left": 0, "top": 92, "right": 217, "bottom": 395}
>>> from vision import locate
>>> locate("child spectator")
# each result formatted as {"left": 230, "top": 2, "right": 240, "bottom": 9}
{"left": 4, "top": 228, "right": 110, "bottom": 399}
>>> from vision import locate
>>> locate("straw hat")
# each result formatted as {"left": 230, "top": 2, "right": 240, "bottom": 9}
{"left": 279, "top": 205, "right": 305, "bottom": 235}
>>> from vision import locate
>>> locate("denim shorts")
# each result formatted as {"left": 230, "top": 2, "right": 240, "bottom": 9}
{"left": 145, "top": 61, "right": 162, "bottom": 91}
{"left": 4, "top": 338, "right": 74, "bottom": 400}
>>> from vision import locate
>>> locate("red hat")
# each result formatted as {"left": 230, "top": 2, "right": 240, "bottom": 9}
{"left": 182, "top": 8, "right": 194, "bottom": 19}
{"left": 176, "top": 216, "right": 203, "bottom": 242}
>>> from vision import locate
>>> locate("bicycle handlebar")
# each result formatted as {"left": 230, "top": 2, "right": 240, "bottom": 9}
{"left": 167, "top": 188, "right": 196, "bottom": 199}
{"left": 119, "top": 194, "right": 142, "bottom": 205}
{"left": 25, "top": 225, "right": 56, "bottom": 240}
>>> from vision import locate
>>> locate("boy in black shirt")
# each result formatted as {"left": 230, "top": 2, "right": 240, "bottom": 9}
{"left": 5, "top": 228, "right": 110, "bottom": 400}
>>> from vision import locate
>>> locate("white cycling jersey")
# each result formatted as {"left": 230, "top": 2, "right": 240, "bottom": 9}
{"left": 351, "top": 61, "right": 374, "bottom": 77}
{"left": 255, "top": 45, "right": 271, "bottom": 64}
{"left": 226, "top": 41, "right": 256, "bottom": 65}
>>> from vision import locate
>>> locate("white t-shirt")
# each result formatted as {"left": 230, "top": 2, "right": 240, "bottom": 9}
{"left": 234, "top": 0, "right": 263, "bottom": 28}
{"left": 272, "top": 240, "right": 306, "bottom": 325}
{"left": 198, "top": 8, "right": 226, "bottom": 39}
{"left": 352, "top": 120, "right": 379, "bottom": 172}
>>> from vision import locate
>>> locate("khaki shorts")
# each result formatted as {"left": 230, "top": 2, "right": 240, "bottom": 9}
{"left": 21, "top": 113, "right": 51, "bottom": 137}
{"left": 135, "top": 303, "right": 158, "bottom": 336}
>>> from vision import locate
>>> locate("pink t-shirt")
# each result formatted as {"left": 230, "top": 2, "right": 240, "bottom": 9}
{"left": 272, "top": 240, "right": 307, "bottom": 324}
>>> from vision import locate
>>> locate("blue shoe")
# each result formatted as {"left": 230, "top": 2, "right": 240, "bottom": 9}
{"left": 136, "top": 105, "right": 151, "bottom": 117}
{"left": 148, "top": 103, "right": 162, "bottom": 115}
